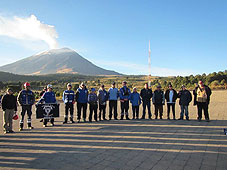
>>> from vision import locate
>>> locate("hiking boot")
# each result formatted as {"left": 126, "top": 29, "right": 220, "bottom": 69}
{"left": 9, "top": 130, "right": 15, "bottom": 133}
{"left": 28, "top": 126, "right": 34, "bottom": 129}
{"left": 43, "top": 125, "right": 47, "bottom": 127}
{"left": 120, "top": 115, "right": 124, "bottom": 120}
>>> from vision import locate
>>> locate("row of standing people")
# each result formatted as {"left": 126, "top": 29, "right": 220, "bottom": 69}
{"left": 1, "top": 80, "right": 212, "bottom": 133}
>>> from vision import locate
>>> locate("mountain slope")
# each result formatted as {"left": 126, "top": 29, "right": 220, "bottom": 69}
{"left": 0, "top": 48, "right": 120, "bottom": 75}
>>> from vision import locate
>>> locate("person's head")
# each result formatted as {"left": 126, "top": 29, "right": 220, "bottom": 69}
{"left": 157, "top": 85, "right": 161, "bottom": 90}
{"left": 43, "top": 87, "right": 47, "bottom": 92}
{"left": 91, "top": 88, "right": 96, "bottom": 94}
{"left": 100, "top": 84, "right": 105, "bottom": 90}
{"left": 133, "top": 87, "right": 137, "bottom": 93}
{"left": 112, "top": 82, "right": 116, "bottom": 88}
{"left": 80, "top": 82, "right": 85, "bottom": 89}
{"left": 181, "top": 85, "right": 186, "bottom": 90}
{"left": 67, "top": 83, "right": 72, "bottom": 90}
{"left": 168, "top": 84, "right": 173, "bottom": 90}
{"left": 144, "top": 83, "right": 148, "bottom": 89}
{"left": 24, "top": 82, "right": 31, "bottom": 90}
{"left": 7, "top": 88, "right": 13, "bottom": 95}
{"left": 198, "top": 80, "right": 204, "bottom": 87}
{"left": 47, "top": 84, "right": 53, "bottom": 92}
{"left": 122, "top": 81, "right": 127, "bottom": 87}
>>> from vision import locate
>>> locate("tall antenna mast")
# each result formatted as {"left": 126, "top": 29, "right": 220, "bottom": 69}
{"left": 148, "top": 40, "right": 151, "bottom": 87}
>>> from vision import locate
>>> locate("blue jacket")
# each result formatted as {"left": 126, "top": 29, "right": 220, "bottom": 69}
{"left": 119, "top": 86, "right": 131, "bottom": 100}
{"left": 88, "top": 93, "right": 98, "bottom": 105}
{"left": 62, "top": 90, "right": 75, "bottom": 104}
{"left": 97, "top": 89, "right": 108, "bottom": 105}
{"left": 39, "top": 91, "right": 56, "bottom": 104}
{"left": 108, "top": 88, "right": 119, "bottom": 100}
{"left": 18, "top": 89, "right": 35, "bottom": 105}
{"left": 130, "top": 92, "right": 141, "bottom": 106}
{"left": 76, "top": 87, "right": 88, "bottom": 103}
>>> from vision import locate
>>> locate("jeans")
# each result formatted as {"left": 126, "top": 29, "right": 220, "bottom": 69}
{"left": 167, "top": 103, "right": 175, "bottom": 118}
{"left": 154, "top": 104, "right": 163, "bottom": 118}
{"left": 180, "top": 105, "right": 189, "bottom": 119}
{"left": 65, "top": 103, "right": 74, "bottom": 119}
{"left": 89, "top": 104, "right": 98, "bottom": 121}
{"left": 109, "top": 100, "right": 118, "bottom": 119}
{"left": 3, "top": 109, "right": 14, "bottom": 131}
{"left": 142, "top": 101, "right": 152, "bottom": 118}
{"left": 20, "top": 105, "right": 32, "bottom": 128}
{"left": 77, "top": 103, "right": 87, "bottom": 120}
{"left": 132, "top": 106, "right": 139, "bottom": 119}
{"left": 99, "top": 104, "right": 106, "bottom": 120}
{"left": 197, "top": 102, "right": 209, "bottom": 120}
{"left": 120, "top": 101, "right": 129, "bottom": 116}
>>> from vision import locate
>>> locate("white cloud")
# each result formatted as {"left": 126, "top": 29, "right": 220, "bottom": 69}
{"left": 91, "top": 60, "right": 195, "bottom": 76}
{"left": 0, "top": 14, "right": 58, "bottom": 49}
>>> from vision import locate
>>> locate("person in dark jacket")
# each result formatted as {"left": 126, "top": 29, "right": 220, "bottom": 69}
{"left": 130, "top": 87, "right": 141, "bottom": 119}
{"left": 152, "top": 85, "right": 165, "bottom": 119}
{"left": 62, "top": 83, "right": 75, "bottom": 124}
{"left": 140, "top": 83, "right": 153, "bottom": 119}
{"left": 18, "top": 82, "right": 35, "bottom": 131}
{"left": 193, "top": 81, "right": 212, "bottom": 122}
{"left": 97, "top": 85, "right": 108, "bottom": 121}
{"left": 108, "top": 82, "right": 119, "bottom": 120}
{"left": 88, "top": 88, "right": 98, "bottom": 122}
{"left": 37, "top": 84, "right": 57, "bottom": 127}
{"left": 76, "top": 82, "right": 88, "bottom": 122}
{"left": 119, "top": 81, "right": 131, "bottom": 120}
{"left": 165, "top": 84, "right": 178, "bottom": 120}
{"left": 2, "top": 88, "right": 17, "bottom": 134}
{"left": 178, "top": 85, "right": 192, "bottom": 120}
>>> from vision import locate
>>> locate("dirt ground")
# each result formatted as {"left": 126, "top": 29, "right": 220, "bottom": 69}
{"left": 0, "top": 90, "right": 227, "bottom": 170}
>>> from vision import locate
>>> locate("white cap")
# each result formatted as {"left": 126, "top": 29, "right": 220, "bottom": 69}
{"left": 47, "top": 84, "right": 53, "bottom": 89}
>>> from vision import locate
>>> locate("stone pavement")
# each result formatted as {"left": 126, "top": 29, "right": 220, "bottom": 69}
{"left": 0, "top": 90, "right": 227, "bottom": 170}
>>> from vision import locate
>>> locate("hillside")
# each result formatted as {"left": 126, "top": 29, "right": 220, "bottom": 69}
{"left": 0, "top": 48, "right": 120, "bottom": 75}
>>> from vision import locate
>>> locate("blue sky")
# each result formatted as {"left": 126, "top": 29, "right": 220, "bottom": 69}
{"left": 0, "top": 0, "right": 226, "bottom": 76}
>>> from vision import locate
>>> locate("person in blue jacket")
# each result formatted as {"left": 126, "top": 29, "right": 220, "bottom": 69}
{"left": 37, "top": 84, "right": 57, "bottom": 127}
{"left": 88, "top": 88, "right": 98, "bottom": 122}
{"left": 130, "top": 87, "right": 141, "bottom": 119}
{"left": 18, "top": 82, "right": 35, "bottom": 131}
{"left": 119, "top": 81, "right": 131, "bottom": 120}
{"left": 108, "top": 82, "right": 119, "bottom": 120}
{"left": 76, "top": 82, "right": 88, "bottom": 122}
{"left": 62, "top": 83, "right": 75, "bottom": 124}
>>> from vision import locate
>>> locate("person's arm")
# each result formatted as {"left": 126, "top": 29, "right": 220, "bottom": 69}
{"left": 32, "top": 91, "right": 35, "bottom": 105}
{"left": 14, "top": 96, "right": 17, "bottom": 112}
{"left": 152, "top": 92, "right": 155, "bottom": 104}
{"left": 139, "top": 95, "right": 142, "bottom": 105}
{"left": 62, "top": 91, "right": 65, "bottom": 102}
{"left": 1, "top": 95, "right": 6, "bottom": 111}
{"left": 162, "top": 92, "right": 165, "bottom": 105}
{"left": 164, "top": 90, "right": 168, "bottom": 100}
{"left": 188, "top": 91, "right": 192, "bottom": 104}
{"left": 17, "top": 91, "right": 23, "bottom": 105}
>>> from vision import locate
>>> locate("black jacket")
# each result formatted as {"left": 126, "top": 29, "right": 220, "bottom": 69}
{"left": 2, "top": 94, "right": 17, "bottom": 111}
{"left": 140, "top": 88, "right": 153, "bottom": 102}
{"left": 193, "top": 85, "right": 212, "bottom": 105}
{"left": 152, "top": 90, "right": 165, "bottom": 105}
{"left": 178, "top": 90, "right": 192, "bottom": 106}
{"left": 165, "top": 89, "right": 178, "bottom": 103}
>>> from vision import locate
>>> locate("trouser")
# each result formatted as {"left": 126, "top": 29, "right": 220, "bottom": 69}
{"left": 167, "top": 103, "right": 175, "bottom": 118}
{"left": 197, "top": 102, "right": 209, "bottom": 120}
{"left": 3, "top": 109, "right": 14, "bottom": 132}
{"left": 65, "top": 103, "right": 74, "bottom": 121}
{"left": 121, "top": 101, "right": 129, "bottom": 117}
{"left": 109, "top": 100, "right": 118, "bottom": 119}
{"left": 142, "top": 101, "right": 152, "bottom": 119}
{"left": 99, "top": 104, "right": 106, "bottom": 120}
{"left": 89, "top": 104, "right": 98, "bottom": 121}
{"left": 132, "top": 106, "right": 139, "bottom": 119}
{"left": 20, "top": 105, "right": 32, "bottom": 128}
{"left": 77, "top": 103, "right": 87, "bottom": 120}
{"left": 180, "top": 105, "right": 189, "bottom": 119}
{"left": 43, "top": 117, "right": 54, "bottom": 125}
{"left": 154, "top": 104, "right": 163, "bottom": 118}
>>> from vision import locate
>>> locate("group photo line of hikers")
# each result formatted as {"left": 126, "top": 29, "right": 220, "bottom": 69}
{"left": 1, "top": 80, "right": 212, "bottom": 134}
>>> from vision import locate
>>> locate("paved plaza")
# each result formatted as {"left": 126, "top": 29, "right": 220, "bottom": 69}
{"left": 0, "top": 91, "right": 227, "bottom": 170}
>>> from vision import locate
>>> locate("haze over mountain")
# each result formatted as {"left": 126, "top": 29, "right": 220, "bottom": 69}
{"left": 0, "top": 48, "right": 120, "bottom": 75}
